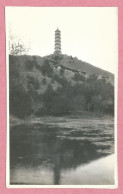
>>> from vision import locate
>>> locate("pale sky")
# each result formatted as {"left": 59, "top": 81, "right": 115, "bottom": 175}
{"left": 6, "top": 7, "right": 118, "bottom": 74}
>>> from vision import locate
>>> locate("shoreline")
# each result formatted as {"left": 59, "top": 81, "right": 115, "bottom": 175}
{"left": 10, "top": 113, "right": 114, "bottom": 127}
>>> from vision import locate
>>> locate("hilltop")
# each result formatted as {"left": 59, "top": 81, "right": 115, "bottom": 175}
{"left": 9, "top": 53, "right": 114, "bottom": 118}
{"left": 10, "top": 53, "right": 114, "bottom": 84}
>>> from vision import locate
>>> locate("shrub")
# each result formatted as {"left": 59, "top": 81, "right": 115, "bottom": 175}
{"left": 25, "top": 60, "right": 34, "bottom": 71}
{"left": 42, "top": 78, "right": 47, "bottom": 85}
{"left": 60, "top": 68, "right": 65, "bottom": 76}
{"left": 41, "top": 59, "right": 53, "bottom": 77}
{"left": 73, "top": 72, "right": 85, "bottom": 81}
{"left": 27, "top": 75, "right": 40, "bottom": 90}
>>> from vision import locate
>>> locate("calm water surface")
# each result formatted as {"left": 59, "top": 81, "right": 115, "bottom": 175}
{"left": 10, "top": 116, "right": 114, "bottom": 185}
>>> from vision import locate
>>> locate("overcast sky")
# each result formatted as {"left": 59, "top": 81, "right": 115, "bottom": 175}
{"left": 6, "top": 7, "right": 118, "bottom": 74}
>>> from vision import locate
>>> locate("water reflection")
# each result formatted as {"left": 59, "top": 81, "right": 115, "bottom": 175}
{"left": 10, "top": 122, "right": 114, "bottom": 185}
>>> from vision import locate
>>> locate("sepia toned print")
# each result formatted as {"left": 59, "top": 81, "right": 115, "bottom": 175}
{"left": 6, "top": 7, "right": 118, "bottom": 188}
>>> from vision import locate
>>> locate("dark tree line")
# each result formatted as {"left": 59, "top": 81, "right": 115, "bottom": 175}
{"left": 36, "top": 78, "right": 114, "bottom": 116}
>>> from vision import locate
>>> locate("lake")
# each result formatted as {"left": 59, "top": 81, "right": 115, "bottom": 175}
{"left": 10, "top": 116, "right": 115, "bottom": 185}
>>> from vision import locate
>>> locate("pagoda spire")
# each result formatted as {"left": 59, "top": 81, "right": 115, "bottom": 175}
{"left": 54, "top": 28, "right": 61, "bottom": 54}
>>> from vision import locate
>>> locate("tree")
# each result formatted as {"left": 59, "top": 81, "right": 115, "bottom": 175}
{"left": 10, "top": 83, "right": 32, "bottom": 118}
{"left": 60, "top": 68, "right": 65, "bottom": 76}
{"left": 9, "top": 28, "right": 30, "bottom": 55}
{"left": 73, "top": 72, "right": 85, "bottom": 82}
{"left": 9, "top": 41, "right": 30, "bottom": 55}
{"left": 41, "top": 59, "right": 53, "bottom": 77}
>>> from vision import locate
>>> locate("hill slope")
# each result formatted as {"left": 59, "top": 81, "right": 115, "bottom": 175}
{"left": 10, "top": 53, "right": 114, "bottom": 83}
{"left": 9, "top": 54, "right": 114, "bottom": 118}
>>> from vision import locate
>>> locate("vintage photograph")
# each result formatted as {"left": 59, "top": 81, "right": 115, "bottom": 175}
{"left": 6, "top": 7, "right": 117, "bottom": 187}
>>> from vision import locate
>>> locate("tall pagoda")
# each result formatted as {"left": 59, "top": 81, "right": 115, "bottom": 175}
{"left": 54, "top": 28, "right": 61, "bottom": 54}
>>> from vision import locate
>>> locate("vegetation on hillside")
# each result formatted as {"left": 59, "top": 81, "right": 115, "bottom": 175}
{"left": 9, "top": 54, "right": 114, "bottom": 118}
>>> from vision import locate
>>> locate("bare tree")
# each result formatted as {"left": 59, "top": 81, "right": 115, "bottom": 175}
{"left": 9, "top": 26, "right": 30, "bottom": 55}
{"left": 9, "top": 41, "right": 30, "bottom": 55}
